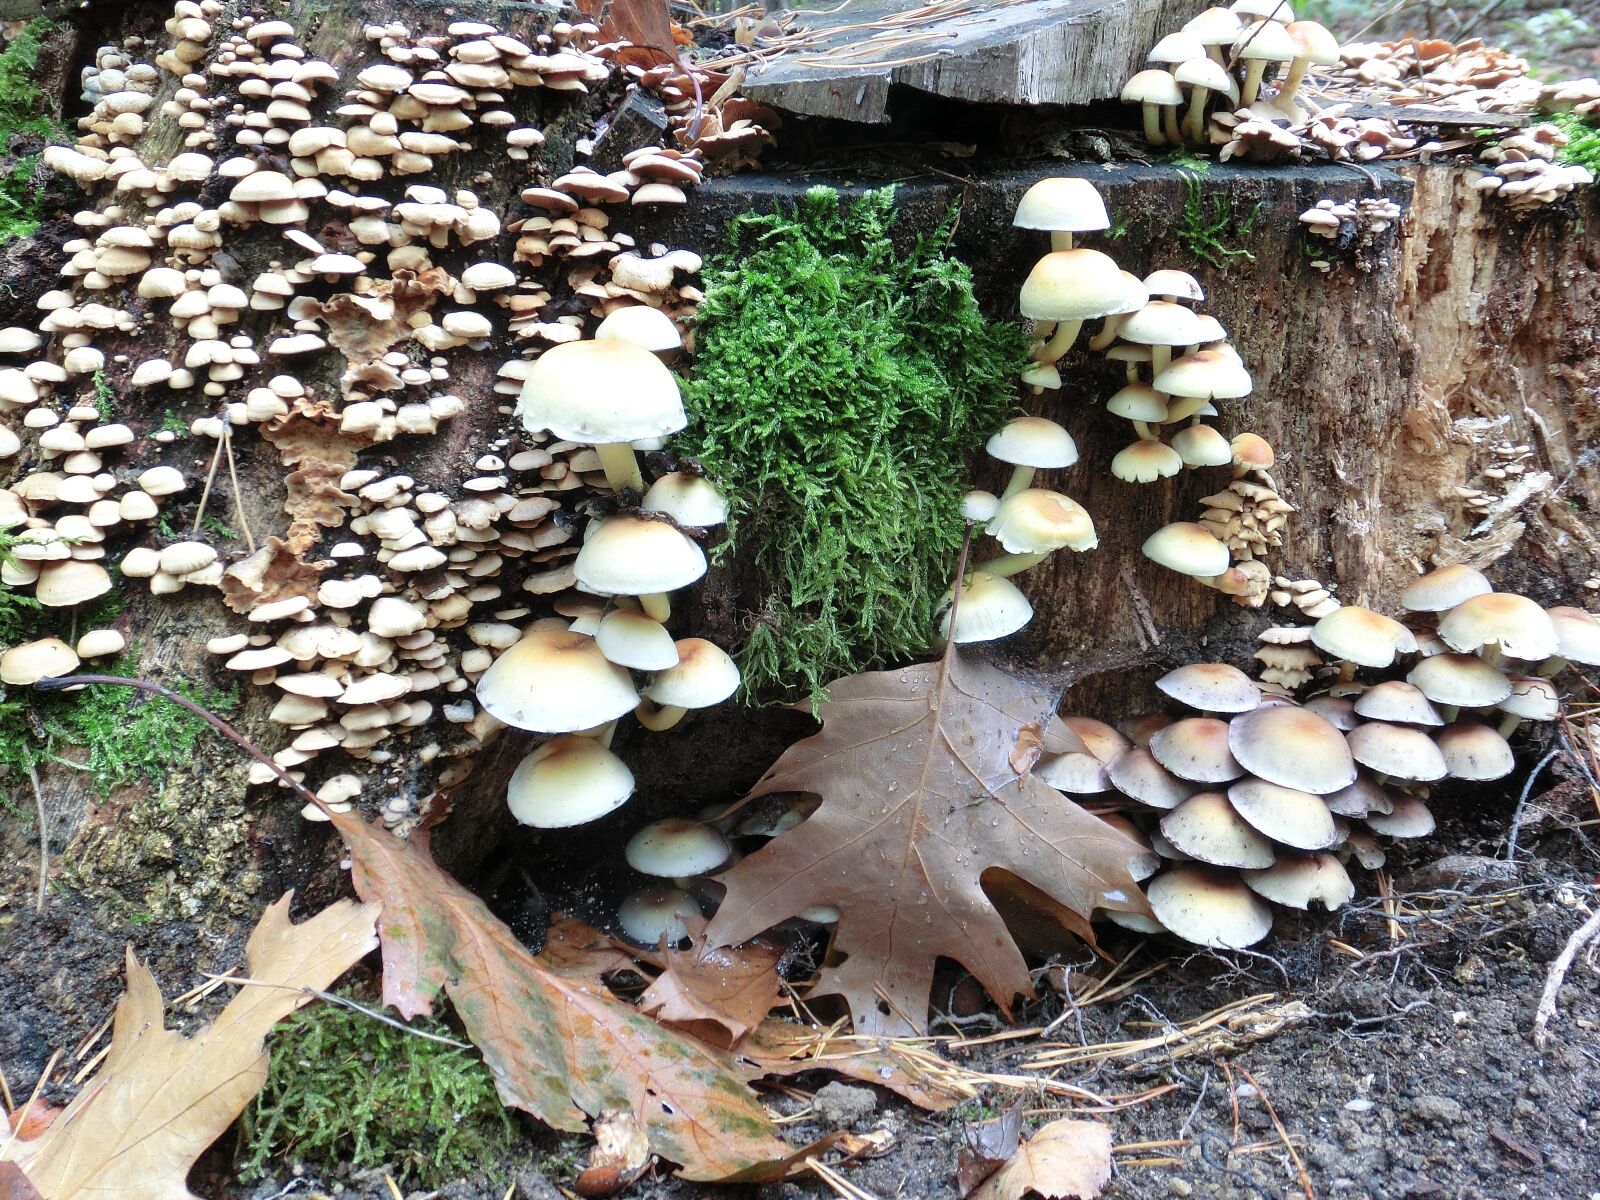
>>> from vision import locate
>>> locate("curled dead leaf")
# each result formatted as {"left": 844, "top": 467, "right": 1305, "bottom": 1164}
{"left": 970, "top": 1118, "right": 1113, "bottom": 1200}
{"left": 220, "top": 536, "right": 330, "bottom": 614}
{"left": 320, "top": 267, "right": 453, "bottom": 364}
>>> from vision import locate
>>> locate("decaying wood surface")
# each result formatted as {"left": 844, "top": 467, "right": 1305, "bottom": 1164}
{"left": 2, "top": 0, "right": 1599, "bottom": 1088}
{"left": 739, "top": 0, "right": 1208, "bottom": 123}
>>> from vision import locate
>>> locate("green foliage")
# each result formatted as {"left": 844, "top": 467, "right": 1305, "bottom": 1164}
{"left": 241, "top": 999, "right": 514, "bottom": 1187}
{"left": 1177, "top": 170, "right": 1259, "bottom": 269}
{"left": 0, "top": 655, "right": 237, "bottom": 791}
{"left": 1547, "top": 111, "right": 1600, "bottom": 174}
{"left": 0, "top": 19, "right": 63, "bottom": 244}
{"left": 91, "top": 369, "right": 114, "bottom": 420}
{"left": 678, "top": 186, "right": 1024, "bottom": 700}
{"left": 202, "top": 514, "right": 238, "bottom": 539}
{"left": 0, "top": 532, "right": 43, "bottom": 646}
{"left": 158, "top": 410, "right": 189, "bottom": 434}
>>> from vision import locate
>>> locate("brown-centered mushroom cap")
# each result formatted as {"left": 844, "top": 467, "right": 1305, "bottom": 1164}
{"left": 1406, "top": 653, "right": 1511, "bottom": 707}
{"left": 1160, "top": 791, "right": 1275, "bottom": 868}
{"left": 1401, "top": 563, "right": 1491, "bottom": 612}
{"left": 1438, "top": 592, "right": 1559, "bottom": 660}
{"left": 1242, "top": 852, "right": 1354, "bottom": 910}
{"left": 1346, "top": 720, "right": 1448, "bottom": 782}
{"left": 1107, "top": 745, "right": 1198, "bottom": 810}
{"left": 1546, "top": 605, "right": 1600, "bottom": 665}
{"left": 1352, "top": 680, "right": 1443, "bottom": 726}
{"left": 1435, "top": 721, "right": 1515, "bottom": 780}
{"left": 1364, "top": 795, "right": 1435, "bottom": 838}
{"left": 1227, "top": 776, "right": 1340, "bottom": 849}
{"left": 1150, "top": 716, "right": 1245, "bottom": 783}
{"left": 1228, "top": 705, "right": 1356, "bottom": 794}
{"left": 1311, "top": 605, "right": 1418, "bottom": 669}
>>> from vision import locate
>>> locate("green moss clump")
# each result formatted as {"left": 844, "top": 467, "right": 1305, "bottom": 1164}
{"left": 1547, "top": 111, "right": 1600, "bottom": 173}
{"left": 678, "top": 186, "right": 1025, "bottom": 700}
{"left": 1177, "top": 170, "right": 1258, "bottom": 270}
{"left": 241, "top": 999, "right": 514, "bottom": 1187}
{"left": 0, "top": 19, "right": 63, "bottom": 243}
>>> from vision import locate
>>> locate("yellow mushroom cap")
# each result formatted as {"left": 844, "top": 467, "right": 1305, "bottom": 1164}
{"left": 1227, "top": 776, "right": 1340, "bottom": 848}
{"left": 1438, "top": 592, "right": 1559, "bottom": 660}
{"left": 1153, "top": 350, "right": 1253, "bottom": 399}
{"left": 1150, "top": 717, "right": 1245, "bottom": 783}
{"left": 1400, "top": 564, "right": 1491, "bottom": 613}
{"left": 1019, "top": 249, "right": 1129, "bottom": 321}
{"left": 574, "top": 515, "right": 706, "bottom": 595}
{"left": 985, "top": 416, "right": 1078, "bottom": 469}
{"left": 643, "top": 638, "right": 740, "bottom": 709}
{"left": 1108, "top": 745, "right": 1198, "bottom": 810}
{"left": 1147, "top": 865, "right": 1273, "bottom": 948}
{"left": 1311, "top": 605, "right": 1418, "bottom": 668}
{"left": 940, "top": 571, "right": 1032, "bottom": 644}
{"left": 1242, "top": 852, "right": 1354, "bottom": 910}
{"left": 476, "top": 628, "right": 638, "bottom": 733}
{"left": 1142, "top": 521, "right": 1230, "bottom": 576}
{"left": 1406, "top": 653, "right": 1511, "bottom": 707}
{"left": 1161, "top": 791, "right": 1275, "bottom": 868}
{"left": 506, "top": 734, "right": 635, "bottom": 827}
{"left": 626, "top": 818, "right": 732, "bottom": 877}
{"left": 986, "top": 488, "right": 1096, "bottom": 553}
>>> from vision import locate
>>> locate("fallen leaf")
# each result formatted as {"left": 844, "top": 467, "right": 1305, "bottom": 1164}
{"left": 639, "top": 939, "right": 785, "bottom": 1049}
{"left": 970, "top": 1118, "right": 1113, "bottom": 1200}
{"left": 578, "top": 0, "right": 674, "bottom": 56}
{"left": 574, "top": 1110, "right": 652, "bottom": 1196}
{"left": 737, "top": 1020, "right": 965, "bottom": 1112}
{"left": 331, "top": 813, "right": 796, "bottom": 1181}
{"left": 1011, "top": 722, "right": 1045, "bottom": 779}
{"left": 3, "top": 896, "right": 377, "bottom": 1200}
{"left": 3, "top": 1100, "right": 59, "bottom": 1141}
{"left": 220, "top": 536, "right": 330, "bottom": 613}
{"left": 705, "top": 646, "right": 1152, "bottom": 1035}
{"left": 0, "top": 1163, "right": 42, "bottom": 1200}
{"left": 958, "top": 1109, "right": 1024, "bottom": 1196}
{"left": 537, "top": 913, "right": 645, "bottom": 983}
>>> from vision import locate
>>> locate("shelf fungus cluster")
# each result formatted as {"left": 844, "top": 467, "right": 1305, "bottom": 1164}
{"left": 1035, "top": 568, "right": 1595, "bottom": 948}
{"left": 5, "top": 3, "right": 749, "bottom": 829}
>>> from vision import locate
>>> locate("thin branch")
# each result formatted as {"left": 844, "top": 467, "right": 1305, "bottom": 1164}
{"left": 1533, "top": 904, "right": 1600, "bottom": 1047}
{"left": 222, "top": 422, "right": 257, "bottom": 554}
{"left": 1504, "top": 747, "right": 1560, "bottom": 861}
{"left": 190, "top": 425, "right": 227, "bottom": 539}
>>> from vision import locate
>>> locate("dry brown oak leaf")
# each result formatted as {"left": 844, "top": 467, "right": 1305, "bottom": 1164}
{"left": 705, "top": 647, "right": 1152, "bottom": 1036}
{"left": 2, "top": 896, "right": 378, "bottom": 1200}
{"left": 332, "top": 812, "right": 798, "bottom": 1182}
{"left": 970, "top": 1118, "right": 1114, "bottom": 1200}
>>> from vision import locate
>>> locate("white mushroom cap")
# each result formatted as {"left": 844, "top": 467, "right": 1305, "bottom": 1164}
{"left": 1147, "top": 865, "right": 1273, "bottom": 948}
{"left": 625, "top": 818, "right": 732, "bottom": 878}
{"left": 1242, "top": 853, "right": 1354, "bottom": 910}
{"left": 1406, "top": 653, "right": 1511, "bottom": 707}
{"left": 1499, "top": 675, "right": 1559, "bottom": 721}
{"left": 1546, "top": 606, "right": 1600, "bottom": 665}
{"left": 1401, "top": 564, "right": 1491, "bottom": 612}
{"left": 1157, "top": 663, "right": 1261, "bottom": 713}
{"left": 506, "top": 734, "right": 635, "bottom": 827}
{"left": 616, "top": 885, "right": 699, "bottom": 945}
{"left": 35, "top": 559, "right": 112, "bottom": 607}
{"left": 516, "top": 337, "right": 685, "bottom": 444}
{"left": 573, "top": 516, "right": 706, "bottom": 595}
{"left": 939, "top": 571, "right": 1032, "bottom": 643}
{"left": 475, "top": 628, "right": 638, "bottom": 733}
{"left": 1019, "top": 249, "right": 1128, "bottom": 321}
{"left": 986, "top": 489, "right": 1096, "bottom": 553}
{"left": 1160, "top": 791, "right": 1275, "bottom": 868}
{"left": 1150, "top": 717, "right": 1244, "bottom": 783}
{"left": 1364, "top": 795, "right": 1435, "bottom": 838}
{"left": 1012, "top": 177, "right": 1109, "bottom": 234}
{"left": 1346, "top": 721, "right": 1448, "bottom": 782}
{"left": 76, "top": 628, "right": 126, "bottom": 658}
{"left": 1, "top": 637, "right": 79, "bottom": 685}
{"left": 1142, "top": 522, "right": 1229, "bottom": 577}
{"left": 642, "top": 471, "right": 727, "bottom": 528}
{"left": 1107, "top": 745, "right": 1197, "bottom": 810}
{"left": 595, "top": 607, "right": 679, "bottom": 671}
{"left": 1311, "top": 605, "right": 1417, "bottom": 668}
{"left": 595, "top": 304, "right": 682, "bottom": 353}
{"left": 985, "top": 416, "right": 1078, "bottom": 469}
{"left": 644, "top": 638, "right": 740, "bottom": 709}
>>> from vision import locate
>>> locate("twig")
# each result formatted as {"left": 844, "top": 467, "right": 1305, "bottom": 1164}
{"left": 190, "top": 425, "right": 227, "bottom": 539}
{"left": 26, "top": 762, "right": 46, "bottom": 912}
{"left": 1504, "top": 747, "right": 1559, "bottom": 861}
{"left": 222, "top": 422, "right": 257, "bottom": 554}
{"left": 1233, "top": 1065, "right": 1314, "bottom": 1200}
{"left": 1532, "top": 904, "right": 1600, "bottom": 1047}
{"left": 807, "top": 1157, "right": 880, "bottom": 1200}
{"left": 202, "top": 973, "right": 473, "bottom": 1048}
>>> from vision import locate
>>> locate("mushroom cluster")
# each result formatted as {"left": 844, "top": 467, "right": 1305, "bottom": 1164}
{"left": 2, "top": 1, "right": 757, "bottom": 832}
{"left": 1035, "top": 571, "right": 1596, "bottom": 948}
{"left": 1475, "top": 124, "right": 1594, "bottom": 212}
{"left": 1297, "top": 196, "right": 1404, "bottom": 272}
{"left": 1122, "top": 2, "right": 1340, "bottom": 148}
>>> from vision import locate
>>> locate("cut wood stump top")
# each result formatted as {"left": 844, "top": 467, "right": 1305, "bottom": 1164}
{"left": 739, "top": 0, "right": 1208, "bottom": 122}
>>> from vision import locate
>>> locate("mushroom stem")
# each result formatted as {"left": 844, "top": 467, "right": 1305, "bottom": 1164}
{"left": 1124, "top": 362, "right": 1142, "bottom": 385}
{"left": 1141, "top": 102, "right": 1166, "bottom": 145}
{"left": 1338, "top": 661, "right": 1357, "bottom": 681}
{"left": 1000, "top": 465, "right": 1035, "bottom": 501}
{"left": 1207, "top": 44, "right": 1227, "bottom": 66}
{"left": 1150, "top": 344, "right": 1174, "bottom": 377}
{"left": 1276, "top": 55, "right": 1312, "bottom": 111}
{"left": 1184, "top": 85, "right": 1214, "bottom": 143}
{"left": 575, "top": 719, "right": 619, "bottom": 748}
{"left": 1240, "top": 59, "right": 1271, "bottom": 107}
{"left": 595, "top": 441, "right": 644, "bottom": 493}
{"left": 981, "top": 551, "right": 1049, "bottom": 578}
{"left": 1050, "top": 231, "right": 1074, "bottom": 251}
{"left": 1036, "top": 319, "right": 1085, "bottom": 364}
{"left": 1439, "top": 703, "right": 1460, "bottom": 723}
{"left": 1537, "top": 656, "right": 1568, "bottom": 678}
{"left": 1498, "top": 713, "right": 1524, "bottom": 738}
{"left": 640, "top": 592, "right": 672, "bottom": 623}
{"left": 1373, "top": 771, "right": 1390, "bottom": 787}
{"left": 635, "top": 699, "right": 686, "bottom": 731}
{"left": 1481, "top": 644, "right": 1505, "bottom": 670}
{"left": 1162, "top": 103, "right": 1182, "bottom": 145}
{"left": 1133, "top": 420, "right": 1157, "bottom": 440}
{"left": 1088, "top": 312, "right": 1129, "bottom": 352}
